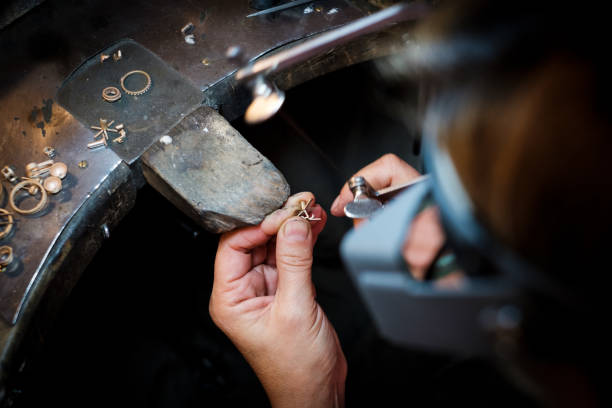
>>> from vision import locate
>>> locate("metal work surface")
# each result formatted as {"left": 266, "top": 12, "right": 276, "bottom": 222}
{"left": 0, "top": 106, "right": 122, "bottom": 324}
{"left": 57, "top": 39, "right": 203, "bottom": 164}
{"left": 0, "top": 0, "right": 366, "bottom": 326}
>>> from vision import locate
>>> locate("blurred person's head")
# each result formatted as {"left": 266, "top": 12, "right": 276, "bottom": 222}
{"left": 381, "top": 1, "right": 610, "bottom": 405}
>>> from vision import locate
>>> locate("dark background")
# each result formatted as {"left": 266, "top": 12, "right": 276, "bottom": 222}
{"left": 6, "top": 62, "right": 534, "bottom": 407}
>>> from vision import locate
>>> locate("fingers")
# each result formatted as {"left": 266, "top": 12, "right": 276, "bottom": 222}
{"left": 264, "top": 204, "right": 327, "bottom": 268}
{"left": 330, "top": 153, "right": 421, "bottom": 217}
{"left": 274, "top": 217, "right": 316, "bottom": 307}
{"left": 262, "top": 191, "right": 327, "bottom": 244}
{"left": 308, "top": 204, "right": 327, "bottom": 242}
{"left": 214, "top": 225, "right": 272, "bottom": 289}
{"left": 261, "top": 191, "right": 315, "bottom": 235}
{"left": 401, "top": 206, "right": 446, "bottom": 280}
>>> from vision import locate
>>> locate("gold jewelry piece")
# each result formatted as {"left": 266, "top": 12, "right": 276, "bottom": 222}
{"left": 43, "top": 176, "right": 63, "bottom": 194}
{"left": 102, "top": 86, "right": 122, "bottom": 102}
{"left": 9, "top": 179, "right": 48, "bottom": 215}
{"left": 0, "top": 245, "right": 13, "bottom": 272}
{"left": 120, "top": 70, "right": 152, "bottom": 96}
{"left": 296, "top": 199, "right": 321, "bottom": 221}
{"left": 49, "top": 162, "right": 68, "bottom": 179}
{"left": 0, "top": 209, "right": 14, "bottom": 240}
{"left": 88, "top": 139, "right": 106, "bottom": 149}
{"left": 90, "top": 118, "right": 118, "bottom": 143}
{"left": 43, "top": 146, "right": 57, "bottom": 158}
{"left": 25, "top": 160, "right": 54, "bottom": 178}
{"left": 2, "top": 166, "right": 17, "bottom": 183}
{"left": 19, "top": 177, "right": 43, "bottom": 195}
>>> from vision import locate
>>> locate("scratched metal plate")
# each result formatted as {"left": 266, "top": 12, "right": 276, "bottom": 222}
{"left": 0, "top": 104, "right": 122, "bottom": 324}
{"left": 57, "top": 39, "right": 203, "bottom": 164}
{"left": 0, "top": 0, "right": 365, "bottom": 326}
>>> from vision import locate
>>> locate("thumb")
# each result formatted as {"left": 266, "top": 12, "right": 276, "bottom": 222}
{"left": 275, "top": 217, "right": 315, "bottom": 307}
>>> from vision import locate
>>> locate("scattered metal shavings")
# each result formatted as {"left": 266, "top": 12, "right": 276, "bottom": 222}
{"left": 201, "top": 58, "right": 210, "bottom": 66}
{"left": 181, "top": 22, "right": 194, "bottom": 35}
{"left": 78, "top": 160, "right": 88, "bottom": 169}
{"left": 327, "top": 8, "right": 339, "bottom": 14}
{"left": 303, "top": 6, "right": 313, "bottom": 14}
{"left": 185, "top": 34, "right": 196, "bottom": 45}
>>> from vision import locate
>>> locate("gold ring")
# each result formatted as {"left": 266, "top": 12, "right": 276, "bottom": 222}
{"left": 0, "top": 245, "right": 13, "bottom": 269}
{"left": 9, "top": 179, "right": 48, "bottom": 215}
{"left": 120, "top": 70, "right": 152, "bottom": 96}
{"left": 102, "top": 86, "right": 122, "bottom": 102}
{"left": 0, "top": 208, "right": 14, "bottom": 240}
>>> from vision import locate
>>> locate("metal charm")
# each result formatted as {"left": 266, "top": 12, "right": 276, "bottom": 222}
{"left": 43, "top": 176, "right": 63, "bottom": 194}
{"left": 25, "top": 160, "right": 54, "bottom": 178}
{"left": 102, "top": 86, "right": 122, "bottom": 102}
{"left": 49, "top": 162, "right": 68, "bottom": 179}
{"left": 90, "top": 119, "right": 117, "bottom": 144}
{"left": 87, "top": 139, "right": 106, "bottom": 150}
{"left": 43, "top": 146, "right": 57, "bottom": 158}
{"left": 296, "top": 198, "right": 321, "bottom": 221}
{"left": 88, "top": 119, "right": 127, "bottom": 148}
{"left": 2, "top": 166, "right": 18, "bottom": 184}
{"left": 120, "top": 70, "right": 152, "bottom": 96}
{"left": 9, "top": 179, "right": 48, "bottom": 215}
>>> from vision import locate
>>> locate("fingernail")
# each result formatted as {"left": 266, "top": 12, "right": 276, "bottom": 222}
{"left": 283, "top": 219, "right": 309, "bottom": 242}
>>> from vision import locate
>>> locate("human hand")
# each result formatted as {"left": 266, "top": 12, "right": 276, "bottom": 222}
{"left": 330, "top": 154, "right": 446, "bottom": 280}
{"left": 210, "top": 192, "right": 347, "bottom": 408}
